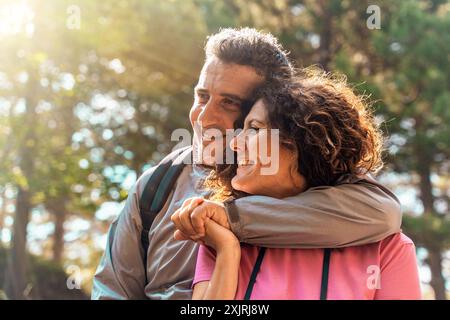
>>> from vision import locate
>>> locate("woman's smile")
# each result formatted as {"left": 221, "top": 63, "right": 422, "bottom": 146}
{"left": 236, "top": 159, "right": 258, "bottom": 175}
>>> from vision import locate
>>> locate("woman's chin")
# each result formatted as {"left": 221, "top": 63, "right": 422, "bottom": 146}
{"left": 231, "top": 175, "right": 254, "bottom": 194}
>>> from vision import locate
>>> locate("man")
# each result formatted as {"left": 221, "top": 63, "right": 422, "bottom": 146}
{"left": 92, "top": 28, "right": 401, "bottom": 299}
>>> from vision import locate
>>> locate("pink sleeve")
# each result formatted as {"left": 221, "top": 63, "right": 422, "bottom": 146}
{"left": 375, "top": 233, "right": 422, "bottom": 300}
{"left": 192, "top": 245, "right": 217, "bottom": 288}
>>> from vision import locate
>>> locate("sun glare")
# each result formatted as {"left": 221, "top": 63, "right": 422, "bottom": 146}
{"left": 0, "top": 0, "right": 34, "bottom": 36}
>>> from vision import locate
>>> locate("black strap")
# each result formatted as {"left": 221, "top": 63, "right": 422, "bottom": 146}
{"left": 139, "top": 160, "right": 171, "bottom": 267}
{"left": 139, "top": 146, "right": 189, "bottom": 221}
{"left": 107, "top": 219, "right": 119, "bottom": 263}
{"left": 150, "top": 151, "right": 190, "bottom": 214}
{"left": 244, "top": 247, "right": 266, "bottom": 300}
{"left": 243, "top": 247, "right": 331, "bottom": 300}
{"left": 138, "top": 146, "right": 192, "bottom": 283}
{"left": 320, "top": 248, "right": 332, "bottom": 300}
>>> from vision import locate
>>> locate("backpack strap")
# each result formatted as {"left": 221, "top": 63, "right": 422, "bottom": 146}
{"left": 320, "top": 248, "right": 332, "bottom": 300}
{"left": 244, "top": 247, "right": 266, "bottom": 300}
{"left": 139, "top": 146, "right": 192, "bottom": 283}
{"left": 243, "top": 247, "right": 332, "bottom": 300}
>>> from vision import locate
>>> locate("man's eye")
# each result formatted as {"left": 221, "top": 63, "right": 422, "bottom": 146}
{"left": 222, "top": 98, "right": 240, "bottom": 109}
{"left": 197, "top": 93, "right": 209, "bottom": 103}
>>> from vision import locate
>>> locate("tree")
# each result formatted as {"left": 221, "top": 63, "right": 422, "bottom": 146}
{"left": 368, "top": 0, "right": 450, "bottom": 299}
{"left": 0, "top": 0, "right": 207, "bottom": 298}
{"left": 0, "top": 0, "right": 94, "bottom": 297}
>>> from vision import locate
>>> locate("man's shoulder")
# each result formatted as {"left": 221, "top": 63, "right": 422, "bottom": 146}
{"left": 134, "top": 146, "right": 193, "bottom": 197}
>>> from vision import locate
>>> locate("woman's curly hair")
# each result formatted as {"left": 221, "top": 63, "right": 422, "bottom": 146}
{"left": 263, "top": 67, "right": 384, "bottom": 187}
{"left": 205, "top": 67, "right": 385, "bottom": 201}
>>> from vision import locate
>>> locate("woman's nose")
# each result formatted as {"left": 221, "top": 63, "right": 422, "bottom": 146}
{"left": 230, "top": 131, "right": 245, "bottom": 152}
{"left": 229, "top": 135, "right": 237, "bottom": 151}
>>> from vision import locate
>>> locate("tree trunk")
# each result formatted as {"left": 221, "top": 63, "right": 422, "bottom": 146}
{"left": 4, "top": 67, "right": 38, "bottom": 299}
{"left": 4, "top": 125, "right": 36, "bottom": 299}
{"left": 414, "top": 118, "right": 447, "bottom": 299}
{"left": 419, "top": 193, "right": 447, "bottom": 299}
{"left": 4, "top": 187, "right": 31, "bottom": 299}
{"left": 53, "top": 212, "right": 65, "bottom": 264}
{"left": 318, "top": 0, "right": 333, "bottom": 71}
{"left": 52, "top": 207, "right": 66, "bottom": 264}
{"left": 427, "top": 245, "right": 447, "bottom": 300}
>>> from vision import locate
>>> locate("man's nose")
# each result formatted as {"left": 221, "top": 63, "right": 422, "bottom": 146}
{"left": 197, "top": 100, "right": 219, "bottom": 128}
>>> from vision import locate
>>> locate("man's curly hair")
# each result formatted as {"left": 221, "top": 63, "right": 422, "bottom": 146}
{"left": 205, "top": 67, "right": 385, "bottom": 201}
{"left": 204, "top": 27, "right": 294, "bottom": 79}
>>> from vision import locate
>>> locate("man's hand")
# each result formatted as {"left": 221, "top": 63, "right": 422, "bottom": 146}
{"left": 170, "top": 197, "right": 231, "bottom": 242}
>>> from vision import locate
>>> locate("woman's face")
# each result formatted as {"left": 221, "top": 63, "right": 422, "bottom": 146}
{"left": 229, "top": 99, "right": 307, "bottom": 198}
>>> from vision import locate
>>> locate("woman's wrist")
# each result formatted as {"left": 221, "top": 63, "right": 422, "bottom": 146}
{"left": 216, "top": 239, "right": 241, "bottom": 258}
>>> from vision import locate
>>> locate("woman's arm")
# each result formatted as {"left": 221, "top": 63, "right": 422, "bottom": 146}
{"left": 192, "top": 281, "right": 209, "bottom": 300}
{"left": 202, "top": 240, "right": 241, "bottom": 299}
{"left": 192, "top": 220, "right": 241, "bottom": 300}
{"left": 193, "top": 243, "right": 241, "bottom": 300}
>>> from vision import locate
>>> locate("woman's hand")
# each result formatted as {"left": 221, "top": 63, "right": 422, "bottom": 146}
{"left": 201, "top": 219, "right": 240, "bottom": 253}
{"left": 173, "top": 198, "right": 241, "bottom": 300}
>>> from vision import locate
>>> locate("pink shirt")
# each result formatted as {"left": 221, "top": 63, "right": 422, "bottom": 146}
{"left": 193, "top": 233, "right": 421, "bottom": 299}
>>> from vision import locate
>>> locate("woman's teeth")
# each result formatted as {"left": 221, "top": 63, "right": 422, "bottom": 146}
{"left": 238, "top": 160, "right": 254, "bottom": 166}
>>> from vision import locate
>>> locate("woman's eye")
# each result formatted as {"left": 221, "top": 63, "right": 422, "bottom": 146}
{"left": 246, "top": 126, "right": 260, "bottom": 135}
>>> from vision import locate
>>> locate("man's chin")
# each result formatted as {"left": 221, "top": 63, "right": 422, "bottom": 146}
{"left": 201, "top": 139, "right": 213, "bottom": 148}
{"left": 196, "top": 139, "right": 229, "bottom": 166}
{"left": 200, "top": 157, "right": 216, "bottom": 168}
{"left": 194, "top": 146, "right": 216, "bottom": 167}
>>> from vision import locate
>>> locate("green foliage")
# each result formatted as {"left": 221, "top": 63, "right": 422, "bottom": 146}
{"left": 0, "top": 246, "right": 88, "bottom": 299}
{"left": 403, "top": 215, "right": 450, "bottom": 249}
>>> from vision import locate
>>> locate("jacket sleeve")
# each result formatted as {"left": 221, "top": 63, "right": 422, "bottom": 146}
{"left": 224, "top": 174, "right": 402, "bottom": 249}
{"left": 91, "top": 169, "right": 154, "bottom": 300}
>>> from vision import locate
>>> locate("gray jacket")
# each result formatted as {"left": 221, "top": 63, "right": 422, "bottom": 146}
{"left": 91, "top": 151, "right": 401, "bottom": 300}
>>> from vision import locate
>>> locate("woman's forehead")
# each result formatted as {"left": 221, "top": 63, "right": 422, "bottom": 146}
{"left": 246, "top": 99, "right": 268, "bottom": 122}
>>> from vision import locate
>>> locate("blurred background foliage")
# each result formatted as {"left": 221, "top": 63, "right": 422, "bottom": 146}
{"left": 0, "top": 0, "right": 449, "bottom": 299}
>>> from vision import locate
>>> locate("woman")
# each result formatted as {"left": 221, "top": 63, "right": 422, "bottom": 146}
{"left": 190, "top": 68, "right": 421, "bottom": 300}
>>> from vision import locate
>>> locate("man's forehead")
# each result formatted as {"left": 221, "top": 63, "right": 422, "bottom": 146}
{"left": 197, "top": 58, "right": 264, "bottom": 95}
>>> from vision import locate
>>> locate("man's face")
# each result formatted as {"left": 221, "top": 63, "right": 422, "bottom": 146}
{"left": 190, "top": 57, "right": 264, "bottom": 165}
